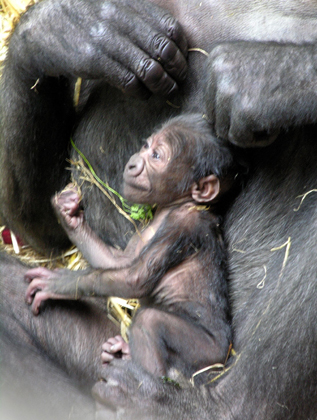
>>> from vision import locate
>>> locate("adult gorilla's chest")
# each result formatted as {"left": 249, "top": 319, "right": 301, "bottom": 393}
{"left": 154, "top": 0, "right": 317, "bottom": 48}
{"left": 224, "top": 127, "right": 317, "bottom": 347}
{"left": 72, "top": 0, "right": 317, "bottom": 249}
{"left": 76, "top": 0, "right": 317, "bottom": 135}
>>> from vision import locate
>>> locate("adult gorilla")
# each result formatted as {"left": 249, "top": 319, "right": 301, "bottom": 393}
{"left": 0, "top": 0, "right": 317, "bottom": 419}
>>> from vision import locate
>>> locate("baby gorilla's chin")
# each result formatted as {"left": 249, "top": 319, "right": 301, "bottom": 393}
{"left": 122, "top": 185, "right": 135, "bottom": 202}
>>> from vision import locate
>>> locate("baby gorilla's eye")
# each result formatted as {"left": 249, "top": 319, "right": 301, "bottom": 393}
{"left": 152, "top": 151, "right": 160, "bottom": 159}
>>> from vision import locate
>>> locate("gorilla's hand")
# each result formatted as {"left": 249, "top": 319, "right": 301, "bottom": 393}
{"left": 24, "top": 267, "right": 77, "bottom": 315}
{"left": 92, "top": 360, "right": 209, "bottom": 420}
{"left": 92, "top": 360, "right": 176, "bottom": 420}
{"left": 24, "top": 266, "right": 97, "bottom": 314}
{"left": 10, "top": 0, "right": 187, "bottom": 98}
{"left": 205, "top": 41, "right": 317, "bottom": 147}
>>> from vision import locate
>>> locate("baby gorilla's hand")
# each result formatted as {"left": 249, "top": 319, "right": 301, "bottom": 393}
{"left": 101, "top": 335, "right": 131, "bottom": 364}
{"left": 51, "top": 183, "right": 83, "bottom": 231}
{"left": 24, "top": 267, "right": 69, "bottom": 315}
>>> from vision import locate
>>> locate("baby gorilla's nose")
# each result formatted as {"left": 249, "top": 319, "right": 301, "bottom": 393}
{"left": 126, "top": 154, "right": 144, "bottom": 177}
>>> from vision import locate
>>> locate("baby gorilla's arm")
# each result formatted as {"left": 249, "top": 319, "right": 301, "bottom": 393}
{"left": 52, "top": 184, "right": 126, "bottom": 268}
{"left": 24, "top": 206, "right": 197, "bottom": 314}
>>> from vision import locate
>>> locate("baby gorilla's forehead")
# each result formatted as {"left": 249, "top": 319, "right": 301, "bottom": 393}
{"left": 150, "top": 131, "right": 168, "bottom": 146}
{"left": 150, "top": 132, "right": 173, "bottom": 156}
{"left": 156, "top": 125, "right": 195, "bottom": 161}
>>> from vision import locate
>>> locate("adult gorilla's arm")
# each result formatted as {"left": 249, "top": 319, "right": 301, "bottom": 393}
{"left": 203, "top": 41, "right": 317, "bottom": 147}
{"left": 7, "top": 0, "right": 187, "bottom": 96}
{"left": 0, "top": 0, "right": 187, "bottom": 254}
{"left": 92, "top": 360, "right": 217, "bottom": 420}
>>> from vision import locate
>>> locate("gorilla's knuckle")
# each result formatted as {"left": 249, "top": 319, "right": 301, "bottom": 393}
{"left": 209, "top": 44, "right": 227, "bottom": 60}
{"left": 90, "top": 21, "right": 109, "bottom": 40}
{"left": 137, "top": 58, "right": 151, "bottom": 80}
{"left": 137, "top": 58, "right": 162, "bottom": 83}
{"left": 152, "top": 34, "right": 169, "bottom": 55}
{"left": 81, "top": 43, "right": 96, "bottom": 62}
{"left": 238, "top": 95, "right": 257, "bottom": 118}
{"left": 122, "top": 71, "right": 138, "bottom": 91}
{"left": 210, "top": 52, "right": 236, "bottom": 76}
{"left": 161, "top": 14, "right": 180, "bottom": 39}
{"left": 217, "top": 75, "right": 238, "bottom": 99}
{"left": 152, "top": 34, "right": 177, "bottom": 62}
{"left": 99, "top": 2, "right": 118, "bottom": 20}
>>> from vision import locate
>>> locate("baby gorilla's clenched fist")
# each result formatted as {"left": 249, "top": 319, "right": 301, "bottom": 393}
{"left": 52, "top": 184, "right": 84, "bottom": 232}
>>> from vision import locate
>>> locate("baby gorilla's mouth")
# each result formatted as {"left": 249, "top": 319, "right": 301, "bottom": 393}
{"left": 123, "top": 180, "right": 148, "bottom": 192}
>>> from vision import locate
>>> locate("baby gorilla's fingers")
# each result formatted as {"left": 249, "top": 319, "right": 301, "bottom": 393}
{"left": 102, "top": 336, "right": 122, "bottom": 350}
{"left": 30, "top": 290, "right": 53, "bottom": 315}
{"left": 101, "top": 338, "right": 118, "bottom": 364}
{"left": 110, "top": 335, "right": 127, "bottom": 352}
{"left": 53, "top": 185, "right": 80, "bottom": 214}
{"left": 24, "top": 268, "right": 68, "bottom": 315}
{"left": 25, "top": 277, "right": 50, "bottom": 304}
{"left": 101, "top": 351, "right": 115, "bottom": 364}
{"left": 101, "top": 336, "right": 131, "bottom": 364}
{"left": 51, "top": 184, "right": 84, "bottom": 231}
{"left": 24, "top": 267, "right": 54, "bottom": 283}
{"left": 30, "top": 289, "right": 70, "bottom": 315}
{"left": 110, "top": 336, "right": 130, "bottom": 357}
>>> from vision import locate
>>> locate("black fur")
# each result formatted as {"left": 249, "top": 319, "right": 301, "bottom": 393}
{"left": 1, "top": 0, "right": 317, "bottom": 419}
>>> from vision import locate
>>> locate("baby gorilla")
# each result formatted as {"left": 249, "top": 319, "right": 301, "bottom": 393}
{"left": 25, "top": 113, "right": 235, "bottom": 379}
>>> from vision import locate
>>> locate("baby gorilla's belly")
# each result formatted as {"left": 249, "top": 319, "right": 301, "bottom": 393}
{"left": 145, "top": 257, "right": 211, "bottom": 318}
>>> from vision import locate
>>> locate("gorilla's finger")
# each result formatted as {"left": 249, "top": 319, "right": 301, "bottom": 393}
{"left": 120, "top": 0, "right": 188, "bottom": 56}
{"left": 98, "top": 5, "right": 187, "bottom": 84}
{"left": 94, "top": 29, "right": 179, "bottom": 97}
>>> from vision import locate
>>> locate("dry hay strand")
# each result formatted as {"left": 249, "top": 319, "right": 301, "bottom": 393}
{"left": 0, "top": 226, "right": 89, "bottom": 270}
{"left": 70, "top": 156, "right": 143, "bottom": 235}
{"left": 0, "top": 0, "right": 37, "bottom": 65}
{"left": 188, "top": 47, "right": 209, "bottom": 57}
{"left": 107, "top": 297, "right": 140, "bottom": 342}
{"left": 293, "top": 189, "right": 317, "bottom": 212}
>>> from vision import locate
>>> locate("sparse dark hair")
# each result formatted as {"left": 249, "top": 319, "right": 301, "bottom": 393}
{"left": 157, "top": 113, "right": 241, "bottom": 200}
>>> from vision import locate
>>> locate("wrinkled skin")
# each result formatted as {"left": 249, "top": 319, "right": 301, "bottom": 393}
{"left": 1, "top": 0, "right": 317, "bottom": 419}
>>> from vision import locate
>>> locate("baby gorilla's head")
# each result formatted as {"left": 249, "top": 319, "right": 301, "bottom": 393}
{"left": 156, "top": 113, "right": 238, "bottom": 203}
{"left": 123, "top": 113, "right": 241, "bottom": 207}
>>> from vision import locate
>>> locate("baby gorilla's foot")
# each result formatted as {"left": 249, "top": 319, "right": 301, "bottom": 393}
{"left": 101, "top": 335, "right": 131, "bottom": 364}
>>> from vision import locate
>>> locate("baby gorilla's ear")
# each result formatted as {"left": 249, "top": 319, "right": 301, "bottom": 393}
{"left": 191, "top": 175, "right": 220, "bottom": 203}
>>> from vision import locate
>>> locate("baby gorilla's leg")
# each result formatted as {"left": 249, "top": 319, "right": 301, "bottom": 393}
{"left": 51, "top": 183, "right": 83, "bottom": 232}
{"left": 129, "top": 308, "right": 228, "bottom": 378}
{"left": 101, "top": 335, "right": 131, "bottom": 363}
